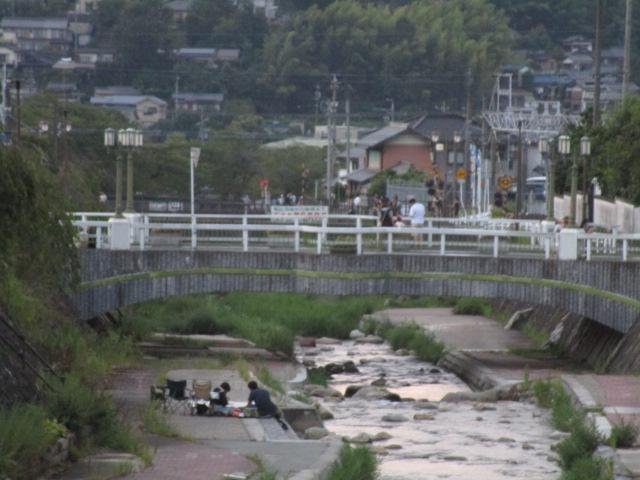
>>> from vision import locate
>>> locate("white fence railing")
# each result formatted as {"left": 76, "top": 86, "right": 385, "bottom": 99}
{"left": 70, "top": 213, "right": 640, "bottom": 262}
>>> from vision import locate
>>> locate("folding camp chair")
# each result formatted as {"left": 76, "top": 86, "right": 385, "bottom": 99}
{"left": 149, "top": 379, "right": 191, "bottom": 414}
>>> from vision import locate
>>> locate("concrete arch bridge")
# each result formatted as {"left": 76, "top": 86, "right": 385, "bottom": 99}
{"left": 73, "top": 250, "right": 640, "bottom": 338}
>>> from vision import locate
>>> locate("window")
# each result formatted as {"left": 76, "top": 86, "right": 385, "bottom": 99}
{"left": 368, "top": 150, "right": 381, "bottom": 170}
{"left": 143, "top": 106, "right": 158, "bottom": 116}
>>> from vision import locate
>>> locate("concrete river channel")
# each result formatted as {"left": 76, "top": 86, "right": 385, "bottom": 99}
{"left": 296, "top": 338, "right": 562, "bottom": 480}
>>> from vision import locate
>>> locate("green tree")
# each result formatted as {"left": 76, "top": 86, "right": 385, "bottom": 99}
{"left": 260, "top": 0, "right": 511, "bottom": 113}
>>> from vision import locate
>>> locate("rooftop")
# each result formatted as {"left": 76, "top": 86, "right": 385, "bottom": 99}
{"left": 0, "top": 17, "right": 68, "bottom": 29}
{"left": 90, "top": 95, "right": 167, "bottom": 106}
{"left": 173, "top": 93, "right": 224, "bottom": 102}
{"left": 357, "top": 124, "right": 409, "bottom": 149}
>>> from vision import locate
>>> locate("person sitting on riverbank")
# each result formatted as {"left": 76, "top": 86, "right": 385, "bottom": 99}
{"left": 211, "top": 382, "right": 232, "bottom": 415}
{"left": 247, "top": 381, "right": 288, "bottom": 430}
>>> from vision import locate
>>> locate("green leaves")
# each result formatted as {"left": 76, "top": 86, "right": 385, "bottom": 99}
{"left": 261, "top": 0, "right": 511, "bottom": 112}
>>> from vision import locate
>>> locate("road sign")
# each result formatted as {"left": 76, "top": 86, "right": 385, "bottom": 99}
{"left": 259, "top": 178, "right": 270, "bottom": 190}
{"left": 455, "top": 167, "right": 467, "bottom": 181}
{"left": 498, "top": 175, "right": 513, "bottom": 190}
{"left": 190, "top": 147, "right": 201, "bottom": 168}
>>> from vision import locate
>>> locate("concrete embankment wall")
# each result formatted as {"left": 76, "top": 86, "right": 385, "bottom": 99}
{"left": 490, "top": 300, "right": 640, "bottom": 374}
{"left": 73, "top": 251, "right": 640, "bottom": 335}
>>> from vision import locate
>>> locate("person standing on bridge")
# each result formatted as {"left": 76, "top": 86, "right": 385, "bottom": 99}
{"left": 408, "top": 196, "right": 426, "bottom": 244}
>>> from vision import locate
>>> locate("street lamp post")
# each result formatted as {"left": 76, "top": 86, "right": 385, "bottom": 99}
{"left": 190, "top": 147, "right": 201, "bottom": 248}
{"left": 453, "top": 131, "right": 463, "bottom": 216}
{"left": 558, "top": 135, "right": 575, "bottom": 226}
{"left": 122, "top": 128, "right": 143, "bottom": 213}
{"left": 580, "top": 136, "right": 591, "bottom": 225}
{"left": 104, "top": 128, "right": 124, "bottom": 217}
{"left": 431, "top": 131, "right": 442, "bottom": 213}
{"left": 538, "top": 137, "right": 553, "bottom": 221}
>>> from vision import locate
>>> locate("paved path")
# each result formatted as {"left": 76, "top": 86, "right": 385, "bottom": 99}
{"left": 113, "top": 363, "right": 334, "bottom": 480}
{"left": 379, "top": 307, "right": 640, "bottom": 478}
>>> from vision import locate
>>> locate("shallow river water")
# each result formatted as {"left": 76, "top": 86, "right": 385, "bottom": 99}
{"left": 297, "top": 339, "right": 562, "bottom": 480}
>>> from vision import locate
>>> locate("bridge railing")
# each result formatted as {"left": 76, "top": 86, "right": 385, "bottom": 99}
{"left": 71, "top": 212, "right": 557, "bottom": 259}
{"left": 72, "top": 212, "right": 640, "bottom": 261}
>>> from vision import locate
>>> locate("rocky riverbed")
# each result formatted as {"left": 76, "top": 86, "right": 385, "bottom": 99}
{"left": 297, "top": 337, "right": 562, "bottom": 480}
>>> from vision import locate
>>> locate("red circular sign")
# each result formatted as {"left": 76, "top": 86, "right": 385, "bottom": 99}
{"left": 259, "top": 178, "right": 269, "bottom": 189}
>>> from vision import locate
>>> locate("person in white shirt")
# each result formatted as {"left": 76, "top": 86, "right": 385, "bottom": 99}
{"left": 408, "top": 197, "right": 426, "bottom": 244}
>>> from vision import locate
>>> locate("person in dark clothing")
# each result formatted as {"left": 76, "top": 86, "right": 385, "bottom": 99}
{"left": 379, "top": 197, "right": 394, "bottom": 227}
{"left": 211, "top": 382, "right": 232, "bottom": 415}
{"left": 247, "top": 381, "right": 288, "bottom": 430}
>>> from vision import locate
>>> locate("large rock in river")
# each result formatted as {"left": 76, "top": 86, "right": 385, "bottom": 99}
{"left": 441, "top": 384, "right": 521, "bottom": 403}
{"left": 304, "top": 427, "right": 330, "bottom": 440}
{"left": 303, "top": 384, "right": 342, "bottom": 399}
{"left": 352, "top": 386, "right": 401, "bottom": 402}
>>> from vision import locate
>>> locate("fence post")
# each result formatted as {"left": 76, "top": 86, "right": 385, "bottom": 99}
{"left": 623, "top": 239, "right": 628, "bottom": 261}
{"left": 428, "top": 219, "right": 433, "bottom": 247}
{"left": 493, "top": 236, "right": 499, "bottom": 258}
{"left": 139, "top": 224, "right": 145, "bottom": 250}
{"left": 586, "top": 239, "right": 591, "bottom": 261}
{"left": 356, "top": 217, "right": 362, "bottom": 255}
{"left": 96, "top": 227, "right": 102, "bottom": 249}
{"left": 294, "top": 218, "right": 300, "bottom": 253}
{"left": 387, "top": 232, "right": 393, "bottom": 254}
{"left": 317, "top": 231, "right": 322, "bottom": 254}
{"left": 191, "top": 215, "right": 197, "bottom": 249}
{"left": 242, "top": 215, "right": 249, "bottom": 252}
{"left": 440, "top": 234, "right": 446, "bottom": 256}
{"left": 544, "top": 237, "right": 550, "bottom": 260}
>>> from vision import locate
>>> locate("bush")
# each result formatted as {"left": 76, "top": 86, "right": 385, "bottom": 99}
{"left": 560, "top": 457, "right": 613, "bottom": 480}
{"left": 609, "top": 421, "right": 638, "bottom": 448}
{"left": 376, "top": 321, "right": 446, "bottom": 363}
{"left": 327, "top": 445, "right": 377, "bottom": 480}
{"left": 46, "top": 374, "right": 137, "bottom": 452}
{"left": 307, "top": 368, "right": 329, "bottom": 386}
{"left": 386, "top": 324, "right": 420, "bottom": 350}
{"left": 551, "top": 386, "right": 577, "bottom": 432}
{"left": 142, "top": 403, "right": 179, "bottom": 438}
{"left": 0, "top": 405, "right": 57, "bottom": 479}
{"left": 557, "top": 420, "right": 600, "bottom": 470}
{"left": 453, "top": 297, "right": 492, "bottom": 316}
{"left": 409, "top": 332, "right": 446, "bottom": 363}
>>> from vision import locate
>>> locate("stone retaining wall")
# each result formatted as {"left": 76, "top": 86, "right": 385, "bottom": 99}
{"left": 73, "top": 251, "right": 640, "bottom": 334}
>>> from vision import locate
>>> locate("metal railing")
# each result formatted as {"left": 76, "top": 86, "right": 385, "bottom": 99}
{"left": 70, "top": 213, "right": 640, "bottom": 262}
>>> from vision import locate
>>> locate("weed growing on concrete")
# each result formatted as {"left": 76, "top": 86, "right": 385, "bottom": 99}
{"left": 608, "top": 421, "right": 638, "bottom": 448}
{"left": 327, "top": 445, "right": 377, "bottom": 480}
{"left": 142, "top": 402, "right": 180, "bottom": 438}
{"left": 453, "top": 297, "right": 493, "bottom": 316}
{"left": 256, "top": 365, "right": 284, "bottom": 395}
{"left": 374, "top": 321, "right": 446, "bottom": 363}
{"left": 530, "top": 379, "right": 610, "bottom": 479}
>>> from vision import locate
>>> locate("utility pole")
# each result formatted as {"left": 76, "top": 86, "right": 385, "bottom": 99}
{"left": 314, "top": 84, "right": 321, "bottom": 129}
{"left": 345, "top": 92, "right": 351, "bottom": 173}
{"left": 623, "top": 0, "right": 633, "bottom": 97}
{"left": 463, "top": 68, "right": 472, "bottom": 209}
{"left": 516, "top": 120, "right": 524, "bottom": 217}
{"left": 173, "top": 75, "right": 180, "bottom": 121}
{"left": 593, "top": 0, "right": 604, "bottom": 126}
{"left": 325, "top": 75, "right": 338, "bottom": 207}
{"left": 14, "top": 79, "right": 20, "bottom": 145}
